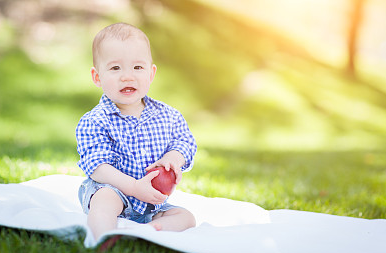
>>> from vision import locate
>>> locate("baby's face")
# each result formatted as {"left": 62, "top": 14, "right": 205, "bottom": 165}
{"left": 93, "top": 37, "right": 156, "bottom": 114}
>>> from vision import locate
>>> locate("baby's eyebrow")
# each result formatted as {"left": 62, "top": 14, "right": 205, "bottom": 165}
{"left": 106, "top": 60, "right": 121, "bottom": 66}
{"left": 133, "top": 60, "right": 148, "bottom": 65}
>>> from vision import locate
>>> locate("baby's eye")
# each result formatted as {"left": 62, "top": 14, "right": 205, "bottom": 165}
{"left": 134, "top": 66, "right": 144, "bottom": 70}
{"left": 110, "top": 66, "right": 120, "bottom": 70}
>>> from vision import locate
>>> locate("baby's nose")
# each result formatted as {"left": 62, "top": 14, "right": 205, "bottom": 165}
{"left": 120, "top": 69, "right": 135, "bottom": 81}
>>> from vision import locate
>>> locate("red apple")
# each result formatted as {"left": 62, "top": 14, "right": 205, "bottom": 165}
{"left": 146, "top": 166, "right": 177, "bottom": 196}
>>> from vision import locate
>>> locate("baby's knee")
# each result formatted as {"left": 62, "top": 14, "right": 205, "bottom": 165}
{"left": 180, "top": 208, "right": 196, "bottom": 228}
{"left": 89, "top": 187, "right": 124, "bottom": 215}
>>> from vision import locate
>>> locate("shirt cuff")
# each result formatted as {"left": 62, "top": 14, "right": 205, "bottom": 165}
{"left": 166, "top": 142, "right": 194, "bottom": 172}
{"left": 77, "top": 150, "right": 119, "bottom": 177}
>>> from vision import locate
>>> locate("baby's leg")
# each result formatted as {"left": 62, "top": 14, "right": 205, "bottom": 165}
{"left": 88, "top": 187, "right": 124, "bottom": 241}
{"left": 149, "top": 208, "right": 196, "bottom": 231}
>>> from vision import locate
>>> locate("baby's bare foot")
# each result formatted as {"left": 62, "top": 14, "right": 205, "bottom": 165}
{"left": 150, "top": 223, "right": 162, "bottom": 231}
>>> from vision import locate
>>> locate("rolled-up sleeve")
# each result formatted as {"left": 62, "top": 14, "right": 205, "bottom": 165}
{"left": 76, "top": 115, "right": 119, "bottom": 177}
{"left": 166, "top": 112, "right": 197, "bottom": 172}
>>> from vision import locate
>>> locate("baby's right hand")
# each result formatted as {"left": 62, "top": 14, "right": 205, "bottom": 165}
{"left": 133, "top": 170, "right": 167, "bottom": 205}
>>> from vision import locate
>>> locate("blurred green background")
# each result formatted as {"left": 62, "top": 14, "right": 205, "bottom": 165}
{"left": 0, "top": 0, "right": 386, "bottom": 217}
{"left": 1, "top": 0, "right": 386, "bottom": 151}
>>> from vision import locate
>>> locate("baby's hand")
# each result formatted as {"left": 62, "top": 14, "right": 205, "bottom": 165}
{"left": 133, "top": 170, "right": 167, "bottom": 205}
{"left": 146, "top": 151, "right": 184, "bottom": 184}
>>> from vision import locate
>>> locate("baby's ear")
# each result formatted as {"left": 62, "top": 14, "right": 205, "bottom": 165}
{"left": 150, "top": 64, "right": 157, "bottom": 83}
{"left": 91, "top": 67, "right": 101, "bottom": 87}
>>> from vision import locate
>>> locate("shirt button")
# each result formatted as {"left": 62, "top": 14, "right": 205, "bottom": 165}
{"left": 140, "top": 148, "right": 146, "bottom": 154}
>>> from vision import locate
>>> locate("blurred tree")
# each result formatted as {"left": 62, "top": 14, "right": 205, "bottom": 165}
{"left": 148, "top": 0, "right": 318, "bottom": 112}
{"left": 347, "top": 0, "right": 366, "bottom": 78}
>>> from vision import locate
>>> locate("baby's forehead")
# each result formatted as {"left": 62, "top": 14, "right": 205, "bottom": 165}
{"left": 97, "top": 37, "right": 153, "bottom": 63}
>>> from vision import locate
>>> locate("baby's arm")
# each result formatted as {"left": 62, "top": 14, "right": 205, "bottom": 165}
{"left": 165, "top": 110, "right": 197, "bottom": 174}
{"left": 91, "top": 163, "right": 167, "bottom": 205}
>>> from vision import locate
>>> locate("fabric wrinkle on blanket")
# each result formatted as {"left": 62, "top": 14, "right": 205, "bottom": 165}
{"left": 0, "top": 175, "right": 385, "bottom": 253}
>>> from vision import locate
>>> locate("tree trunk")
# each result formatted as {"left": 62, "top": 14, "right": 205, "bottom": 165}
{"left": 347, "top": 0, "right": 365, "bottom": 78}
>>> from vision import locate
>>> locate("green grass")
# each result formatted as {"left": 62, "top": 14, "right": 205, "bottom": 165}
{"left": 0, "top": 227, "right": 180, "bottom": 253}
{"left": 182, "top": 148, "right": 386, "bottom": 219}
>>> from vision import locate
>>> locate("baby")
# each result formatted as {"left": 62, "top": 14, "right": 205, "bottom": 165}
{"left": 76, "top": 22, "right": 197, "bottom": 241}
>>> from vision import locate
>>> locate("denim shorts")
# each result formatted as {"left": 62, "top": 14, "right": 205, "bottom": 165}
{"left": 78, "top": 178, "right": 178, "bottom": 224}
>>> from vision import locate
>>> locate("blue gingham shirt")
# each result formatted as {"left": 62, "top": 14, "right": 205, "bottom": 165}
{"left": 76, "top": 94, "right": 197, "bottom": 214}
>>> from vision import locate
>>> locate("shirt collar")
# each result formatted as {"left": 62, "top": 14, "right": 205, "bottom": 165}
{"left": 99, "top": 94, "right": 121, "bottom": 115}
{"left": 99, "top": 94, "right": 158, "bottom": 120}
{"left": 140, "top": 96, "right": 158, "bottom": 121}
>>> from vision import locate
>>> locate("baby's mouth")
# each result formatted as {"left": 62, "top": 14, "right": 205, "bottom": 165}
{"left": 120, "top": 87, "right": 136, "bottom": 94}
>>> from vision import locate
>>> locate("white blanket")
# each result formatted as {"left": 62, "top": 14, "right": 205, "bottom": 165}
{"left": 0, "top": 175, "right": 385, "bottom": 253}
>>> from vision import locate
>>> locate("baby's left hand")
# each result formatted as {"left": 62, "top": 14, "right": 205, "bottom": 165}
{"left": 145, "top": 150, "right": 185, "bottom": 184}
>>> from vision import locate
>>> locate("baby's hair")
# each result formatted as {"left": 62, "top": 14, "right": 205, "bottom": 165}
{"left": 92, "top": 22, "right": 152, "bottom": 68}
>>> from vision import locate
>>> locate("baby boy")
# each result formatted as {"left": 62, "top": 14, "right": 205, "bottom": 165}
{"left": 76, "top": 22, "right": 197, "bottom": 241}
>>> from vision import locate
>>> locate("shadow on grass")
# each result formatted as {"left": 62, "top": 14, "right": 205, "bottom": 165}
{"left": 198, "top": 147, "right": 386, "bottom": 179}
{"left": 0, "top": 140, "right": 78, "bottom": 162}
